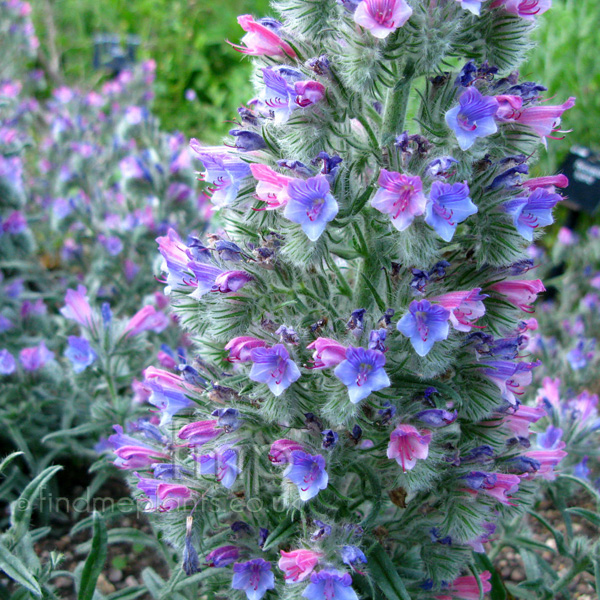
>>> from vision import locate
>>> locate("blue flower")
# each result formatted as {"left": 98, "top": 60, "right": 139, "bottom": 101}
{"left": 249, "top": 344, "right": 301, "bottom": 396}
{"left": 574, "top": 456, "right": 590, "bottom": 480}
{"left": 445, "top": 87, "right": 499, "bottom": 150}
{"left": 504, "top": 188, "right": 562, "bottom": 241}
{"left": 341, "top": 546, "right": 367, "bottom": 567}
{"left": 284, "top": 175, "right": 339, "bottom": 241}
{"left": 0, "top": 349, "right": 16, "bottom": 375}
{"left": 231, "top": 559, "right": 275, "bottom": 600}
{"left": 65, "top": 336, "right": 97, "bottom": 373}
{"left": 397, "top": 300, "right": 450, "bottom": 356}
{"left": 194, "top": 447, "right": 239, "bottom": 489}
{"left": 284, "top": 451, "right": 328, "bottom": 501}
{"left": 334, "top": 347, "right": 390, "bottom": 404}
{"left": 302, "top": 569, "right": 358, "bottom": 600}
{"left": 425, "top": 181, "right": 477, "bottom": 242}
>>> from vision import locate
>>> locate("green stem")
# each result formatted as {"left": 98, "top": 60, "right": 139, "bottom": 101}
{"left": 550, "top": 563, "right": 586, "bottom": 596}
{"left": 380, "top": 60, "right": 416, "bottom": 147}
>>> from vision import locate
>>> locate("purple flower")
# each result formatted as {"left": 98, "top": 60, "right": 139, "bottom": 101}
{"left": 99, "top": 234, "right": 123, "bottom": 256}
{"left": 188, "top": 262, "right": 253, "bottom": 299}
{"left": 228, "top": 129, "right": 267, "bottom": 152}
{"left": 425, "top": 181, "right": 477, "bottom": 242}
{"left": 302, "top": 569, "right": 358, "bottom": 600}
{"left": 0, "top": 349, "right": 16, "bottom": 375}
{"left": 333, "top": 347, "right": 390, "bottom": 404}
{"left": 504, "top": 188, "right": 562, "bottom": 241}
{"left": 574, "top": 457, "right": 590, "bottom": 480}
{"left": 206, "top": 545, "right": 241, "bottom": 567}
{"left": 445, "top": 88, "right": 499, "bottom": 150}
{"left": 64, "top": 336, "right": 97, "bottom": 373}
{"left": 143, "top": 367, "right": 195, "bottom": 426}
{"left": 232, "top": 559, "right": 275, "bottom": 600}
{"left": 481, "top": 360, "right": 540, "bottom": 406}
{"left": 567, "top": 339, "right": 595, "bottom": 371}
{"left": 2, "top": 211, "right": 27, "bottom": 234}
{"left": 397, "top": 300, "right": 450, "bottom": 356}
{"left": 285, "top": 451, "right": 328, "bottom": 501}
{"left": 0, "top": 315, "right": 13, "bottom": 332}
{"left": 284, "top": 175, "right": 339, "bottom": 241}
{"left": 249, "top": 344, "right": 301, "bottom": 396}
{"left": 190, "top": 140, "right": 251, "bottom": 207}
{"left": 60, "top": 285, "right": 94, "bottom": 327}
{"left": 341, "top": 546, "right": 367, "bottom": 568}
{"left": 19, "top": 341, "right": 54, "bottom": 371}
{"left": 195, "top": 447, "right": 239, "bottom": 489}
{"left": 353, "top": 0, "right": 413, "bottom": 39}
{"left": 537, "top": 425, "right": 563, "bottom": 450}
{"left": 415, "top": 409, "right": 458, "bottom": 427}
{"left": 370, "top": 170, "right": 427, "bottom": 231}
{"left": 425, "top": 156, "right": 458, "bottom": 179}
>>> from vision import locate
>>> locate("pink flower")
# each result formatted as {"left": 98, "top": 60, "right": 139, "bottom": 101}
{"left": 491, "top": 0, "right": 552, "bottom": 21}
{"left": 249, "top": 163, "right": 294, "bottom": 210}
{"left": 178, "top": 420, "right": 221, "bottom": 446}
{"left": 225, "top": 336, "right": 268, "bottom": 363}
{"left": 60, "top": 285, "right": 94, "bottom": 326}
{"left": 522, "top": 174, "right": 568, "bottom": 193}
{"left": 523, "top": 445, "right": 567, "bottom": 480}
{"left": 489, "top": 279, "right": 545, "bottom": 313}
{"left": 294, "top": 81, "right": 326, "bottom": 107}
{"left": 113, "top": 446, "right": 169, "bottom": 470}
{"left": 269, "top": 439, "right": 304, "bottom": 464}
{"left": 278, "top": 549, "right": 322, "bottom": 583}
{"left": 431, "top": 289, "right": 487, "bottom": 332}
{"left": 230, "top": 15, "right": 296, "bottom": 58}
{"left": 306, "top": 338, "right": 347, "bottom": 369}
{"left": 557, "top": 227, "right": 577, "bottom": 246}
{"left": 535, "top": 377, "right": 561, "bottom": 413}
{"left": 494, "top": 94, "right": 523, "bottom": 121}
{"left": 436, "top": 571, "right": 492, "bottom": 600}
{"left": 387, "top": 424, "right": 431, "bottom": 472}
{"left": 354, "top": 0, "right": 413, "bottom": 39}
{"left": 124, "top": 306, "right": 169, "bottom": 337}
{"left": 515, "top": 97, "right": 576, "bottom": 144}
{"left": 370, "top": 170, "right": 427, "bottom": 231}
{"left": 495, "top": 404, "right": 547, "bottom": 438}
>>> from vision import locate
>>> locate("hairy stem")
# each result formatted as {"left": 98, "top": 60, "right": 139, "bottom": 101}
{"left": 380, "top": 60, "right": 416, "bottom": 147}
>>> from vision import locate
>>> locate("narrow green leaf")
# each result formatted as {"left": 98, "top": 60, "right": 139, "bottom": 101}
{"left": 78, "top": 512, "right": 107, "bottom": 600}
{"left": 0, "top": 543, "right": 42, "bottom": 597}
{"left": 262, "top": 514, "right": 297, "bottom": 552}
{"left": 0, "top": 452, "right": 24, "bottom": 475}
{"left": 11, "top": 465, "right": 63, "bottom": 539}
{"left": 367, "top": 543, "right": 412, "bottom": 600}
{"left": 566, "top": 507, "right": 600, "bottom": 528}
{"left": 473, "top": 553, "right": 506, "bottom": 600}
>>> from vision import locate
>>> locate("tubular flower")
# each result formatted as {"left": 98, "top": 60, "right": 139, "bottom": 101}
{"left": 397, "top": 300, "right": 450, "bottom": 356}
{"left": 454, "top": 0, "right": 484, "bottom": 15}
{"left": 249, "top": 344, "right": 301, "bottom": 396}
{"left": 269, "top": 439, "right": 305, "bottom": 464}
{"left": 124, "top": 305, "right": 169, "bottom": 337}
{"left": 190, "top": 140, "right": 251, "bottom": 207}
{"left": 425, "top": 181, "right": 477, "bottom": 242}
{"left": 302, "top": 569, "right": 359, "bottom": 600}
{"left": 462, "top": 472, "right": 521, "bottom": 505}
{"left": 60, "top": 285, "right": 94, "bottom": 327}
{"left": 284, "top": 451, "right": 329, "bottom": 501}
{"left": 143, "top": 366, "right": 195, "bottom": 426}
{"left": 491, "top": 0, "right": 552, "bottom": 21}
{"left": 284, "top": 175, "right": 339, "bottom": 241}
{"left": 136, "top": 477, "right": 192, "bottom": 512}
{"left": 431, "top": 288, "right": 487, "bottom": 332}
{"left": 250, "top": 163, "right": 294, "bottom": 209}
{"left": 178, "top": 420, "right": 221, "bottom": 446}
{"left": 370, "top": 170, "right": 427, "bottom": 231}
{"left": 195, "top": 448, "right": 239, "bottom": 489}
{"left": 353, "top": 0, "right": 413, "bottom": 39}
{"left": 231, "top": 15, "right": 296, "bottom": 58}
{"left": 232, "top": 559, "right": 275, "bottom": 600}
{"left": 504, "top": 188, "right": 562, "bottom": 241}
{"left": 489, "top": 279, "right": 545, "bottom": 312}
{"left": 445, "top": 88, "right": 499, "bottom": 150}
{"left": 306, "top": 337, "right": 347, "bottom": 369}
{"left": 435, "top": 571, "right": 492, "bottom": 600}
{"left": 333, "top": 346, "right": 390, "bottom": 404}
{"left": 225, "top": 336, "right": 268, "bottom": 362}
{"left": 278, "top": 549, "right": 322, "bottom": 583}
{"left": 481, "top": 359, "right": 540, "bottom": 406}
{"left": 387, "top": 424, "right": 432, "bottom": 472}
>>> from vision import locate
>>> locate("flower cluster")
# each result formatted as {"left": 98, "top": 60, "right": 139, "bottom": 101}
{"left": 103, "top": 1, "right": 578, "bottom": 598}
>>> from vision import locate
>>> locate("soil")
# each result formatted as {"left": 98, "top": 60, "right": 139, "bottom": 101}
{"left": 493, "top": 493, "right": 598, "bottom": 600}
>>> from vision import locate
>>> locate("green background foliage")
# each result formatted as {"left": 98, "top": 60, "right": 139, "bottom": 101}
{"left": 31, "top": 0, "right": 599, "bottom": 160}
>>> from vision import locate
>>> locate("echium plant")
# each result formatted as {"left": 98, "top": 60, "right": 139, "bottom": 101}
{"left": 108, "top": 0, "right": 577, "bottom": 598}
